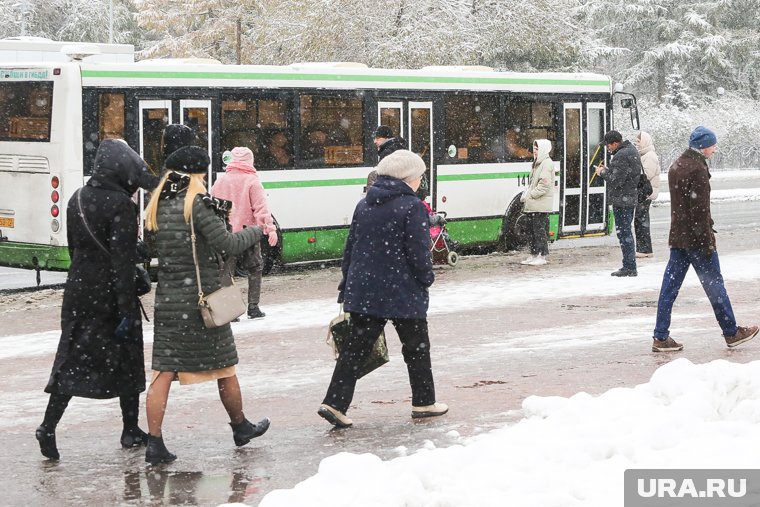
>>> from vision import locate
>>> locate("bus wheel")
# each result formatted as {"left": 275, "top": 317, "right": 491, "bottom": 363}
{"left": 501, "top": 197, "right": 528, "bottom": 252}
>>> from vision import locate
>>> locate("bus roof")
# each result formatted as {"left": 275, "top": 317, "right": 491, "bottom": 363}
{"left": 77, "top": 61, "right": 612, "bottom": 94}
{"left": 0, "top": 37, "right": 134, "bottom": 63}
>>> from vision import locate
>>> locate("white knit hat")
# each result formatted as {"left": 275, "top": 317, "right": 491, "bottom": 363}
{"left": 375, "top": 150, "right": 426, "bottom": 182}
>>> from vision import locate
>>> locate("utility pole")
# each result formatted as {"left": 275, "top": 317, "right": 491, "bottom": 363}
{"left": 13, "top": 0, "right": 31, "bottom": 36}
{"left": 109, "top": 0, "right": 114, "bottom": 43}
{"left": 236, "top": 18, "right": 242, "bottom": 65}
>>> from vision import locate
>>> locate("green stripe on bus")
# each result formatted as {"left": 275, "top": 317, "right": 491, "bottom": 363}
{"left": 81, "top": 69, "right": 609, "bottom": 87}
{"left": 262, "top": 178, "right": 366, "bottom": 189}
{"left": 438, "top": 172, "right": 530, "bottom": 181}
{"left": 262, "top": 172, "right": 536, "bottom": 189}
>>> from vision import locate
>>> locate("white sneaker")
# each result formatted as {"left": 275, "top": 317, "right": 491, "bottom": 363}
{"left": 520, "top": 255, "right": 536, "bottom": 265}
{"left": 411, "top": 402, "right": 449, "bottom": 419}
{"left": 527, "top": 254, "right": 547, "bottom": 266}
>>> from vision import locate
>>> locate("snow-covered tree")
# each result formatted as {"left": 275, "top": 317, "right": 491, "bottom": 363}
{"left": 663, "top": 65, "right": 693, "bottom": 110}
{"left": 577, "top": 0, "right": 760, "bottom": 100}
{"left": 0, "top": 0, "right": 143, "bottom": 45}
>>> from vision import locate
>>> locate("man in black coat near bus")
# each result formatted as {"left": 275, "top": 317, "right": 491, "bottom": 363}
{"left": 366, "top": 125, "right": 408, "bottom": 190}
{"left": 594, "top": 130, "right": 642, "bottom": 277}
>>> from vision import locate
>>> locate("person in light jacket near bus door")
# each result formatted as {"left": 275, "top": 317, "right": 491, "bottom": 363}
{"left": 520, "top": 139, "right": 554, "bottom": 266}
{"left": 634, "top": 131, "right": 660, "bottom": 258}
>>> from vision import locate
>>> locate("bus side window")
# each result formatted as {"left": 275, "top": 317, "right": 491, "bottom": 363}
{"left": 505, "top": 100, "right": 556, "bottom": 160}
{"left": 299, "top": 94, "right": 364, "bottom": 167}
{"left": 99, "top": 92, "right": 125, "bottom": 141}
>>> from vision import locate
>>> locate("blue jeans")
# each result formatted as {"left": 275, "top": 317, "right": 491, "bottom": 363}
{"left": 612, "top": 206, "right": 636, "bottom": 271}
{"left": 653, "top": 248, "right": 737, "bottom": 339}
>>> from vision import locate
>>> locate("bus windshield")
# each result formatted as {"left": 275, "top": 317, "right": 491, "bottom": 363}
{"left": 0, "top": 81, "right": 54, "bottom": 142}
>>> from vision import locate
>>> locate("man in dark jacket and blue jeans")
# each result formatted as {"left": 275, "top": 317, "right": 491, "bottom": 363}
{"left": 319, "top": 150, "right": 448, "bottom": 428}
{"left": 651, "top": 126, "right": 758, "bottom": 352}
{"left": 595, "top": 130, "right": 641, "bottom": 276}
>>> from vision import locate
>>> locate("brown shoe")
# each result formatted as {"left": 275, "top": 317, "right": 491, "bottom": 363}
{"left": 725, "top": 325, "right": 759, "bottom": 348}
{"left": 652, "top": 337, "right": 683, "bottom": 352}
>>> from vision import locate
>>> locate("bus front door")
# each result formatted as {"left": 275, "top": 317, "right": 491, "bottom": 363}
{"left": 561, "top": 102, "right": 607, "bottom": 236}
{"left": 179, "top": 99, "right": 213, "bottom": 183}
{"left": 138, "top": 100, "right": 172, "bottom": 237}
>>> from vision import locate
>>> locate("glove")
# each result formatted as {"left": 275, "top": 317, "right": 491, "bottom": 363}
{"left": 115, "top": 317, "right": 136, "bottom": 339}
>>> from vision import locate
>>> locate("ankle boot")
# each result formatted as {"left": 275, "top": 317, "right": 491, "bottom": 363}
{"left": 230, "top": 417, "right": 270, "bottom": 446}
{"left": 145, "top": 435, "right": 177, "bottom": 465}
{"left": 121, "top": 426, "right": 149, "bottom": 448}
{"left": 35, "top": 425, "right": 59, "bottom": 460}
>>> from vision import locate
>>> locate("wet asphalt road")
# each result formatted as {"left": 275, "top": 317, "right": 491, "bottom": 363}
{"left": 1, "top": 194, "right": 759, "bottom": 507}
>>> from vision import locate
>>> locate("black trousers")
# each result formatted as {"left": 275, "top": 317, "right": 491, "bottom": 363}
{"left": 323, "top": 313, "right": 436, "bottom": 414}
{"left": 634, "top": 199, "right": 652, "bottom": 254}
{"left": 526, "top": 212, "right": 550, "bottom": 256}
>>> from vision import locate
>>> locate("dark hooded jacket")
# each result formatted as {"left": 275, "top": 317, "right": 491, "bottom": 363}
{"left": 600, "top": 140, "right": 641, "bottom": 208}
{"left": 338, "top": 175, "right": 434, "bottom": 319}
{"left": 378, "top": 137, "right": 408, "bottom": 162}
{"left": 45, "top": 140, "right": 155, "bottom": 399}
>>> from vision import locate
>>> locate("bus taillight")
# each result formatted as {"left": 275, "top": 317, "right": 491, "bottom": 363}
{"left": 51, "top": 190, "right": 59, "bottom": 203}
{"left": 51, "top": 205, "right": 59, "bottom": 217}
{"left": 51, "top": 176, "right": 60, "bottom": 188}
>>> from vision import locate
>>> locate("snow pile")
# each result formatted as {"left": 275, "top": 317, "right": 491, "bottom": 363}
{"left": 257, "top": 359, "right": 760, "bottom": 507}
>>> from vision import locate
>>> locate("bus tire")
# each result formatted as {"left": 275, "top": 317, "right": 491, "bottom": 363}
{"left": 501, "top": 197, "right": 528, "bottom": 252}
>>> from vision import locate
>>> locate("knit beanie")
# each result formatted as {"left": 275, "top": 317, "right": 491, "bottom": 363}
{"left": 375, "top": 150, "right": 426, "bottom": 182}
{"left": 230, "top": 146, "right": 254, "bottom": 165}
{"left": 688, "top": 126, "right": 717, "bottom": 149}
{"left": 162, "top": 124, "right": 197, "bottom": 157}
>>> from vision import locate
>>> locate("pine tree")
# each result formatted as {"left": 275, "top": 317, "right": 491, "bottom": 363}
{"left": 663, "top": 66, "right": 693, "bottom": 110}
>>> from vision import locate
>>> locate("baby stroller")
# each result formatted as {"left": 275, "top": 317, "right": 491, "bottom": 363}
{"left": 429, "top": 210, "right": 459, "bottom": 267}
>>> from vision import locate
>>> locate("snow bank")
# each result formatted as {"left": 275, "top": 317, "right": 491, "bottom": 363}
{"left": 257, "top": 359, "right": 760, "bottom": 507}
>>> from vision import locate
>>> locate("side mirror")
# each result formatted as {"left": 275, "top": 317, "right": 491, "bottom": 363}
{"left": 620, "top": 98, "right": 634, "bottom": 109}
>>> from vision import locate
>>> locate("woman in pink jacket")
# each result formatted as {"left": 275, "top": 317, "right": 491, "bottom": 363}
{"left": 211, "top": 147, "right": 278, "bottom": 318}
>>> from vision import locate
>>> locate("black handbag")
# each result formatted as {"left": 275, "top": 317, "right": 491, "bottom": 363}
{"left": 326, "top": 307, "right": 389, "bottom": 379}
{"left": 637, "top": 168, "right": 653, "bottom": 203}
{"left": 75, "top": 188, "right": 152, "bottom": 297}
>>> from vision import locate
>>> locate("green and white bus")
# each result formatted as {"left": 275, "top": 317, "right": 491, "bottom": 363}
{"left": 0, "top": 51, "right": 637, "bottom": 272}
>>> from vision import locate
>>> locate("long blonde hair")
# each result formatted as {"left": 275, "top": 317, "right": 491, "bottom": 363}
{"left": 144, "top": 172, "right": 207, "bottom": 231}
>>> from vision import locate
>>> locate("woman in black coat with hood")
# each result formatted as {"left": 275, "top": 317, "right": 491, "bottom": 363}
{"left": 35, "top": 139, "right": 158, "bottom": 460}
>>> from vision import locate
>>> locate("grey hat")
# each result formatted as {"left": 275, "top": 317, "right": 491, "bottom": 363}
{"left": 375, "top": 150, "right": 426, "bottom": 182}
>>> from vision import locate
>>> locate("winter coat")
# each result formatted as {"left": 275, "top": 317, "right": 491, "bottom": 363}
{"left": 637, "top": 132, "right": 661, "bottom": 201}
{"left": 45, "top": 139, "right": 154, "bottom": 399}
{"left": 667, "top": 148, "right": 715, "bottom": 251}
{"left": 211, "top": 161, "right": 276, "bottom": 235}
{"left": 338, "top": 175, "right": 434, "bottom": 320}
{"left": 378, "top": 137, "right": 408, "bottom": 161}
{"left": 600, "top": 140, "right": 641, "bottom": 208}
{"left": 522, "top": 139, "right": 554, "bottom": 213}
{"left": 151, "top": 184, "right": 262, "bottom": 372}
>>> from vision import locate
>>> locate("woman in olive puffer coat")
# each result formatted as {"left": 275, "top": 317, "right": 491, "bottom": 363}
{"left": 141, "top": 124, "right": 270, "bottom": 465}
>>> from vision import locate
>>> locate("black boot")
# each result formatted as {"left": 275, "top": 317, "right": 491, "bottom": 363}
{"left": 230, "top": 417, "right": 270, "bottom": 446}
{"left": 247, "top": 305, "right": 265, "bottom": 319}
{"left": 35, "top": 425, "right": 59, "bottom": 460}
{"left": 145, "top": 435, "right": 177, "bottom": 465}
{"left": 121, "top": 426, "right": 149, "bottom": 448}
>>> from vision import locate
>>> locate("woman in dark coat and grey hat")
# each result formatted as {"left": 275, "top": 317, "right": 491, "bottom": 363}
{"left": 36, "top": 139, "right": 158, "bottom": 461}
{"left": 142, "top": 125, "right": 270, "bottom": 465}
{"left": 318, "top": 150, "right": 448, "bottom": 428}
